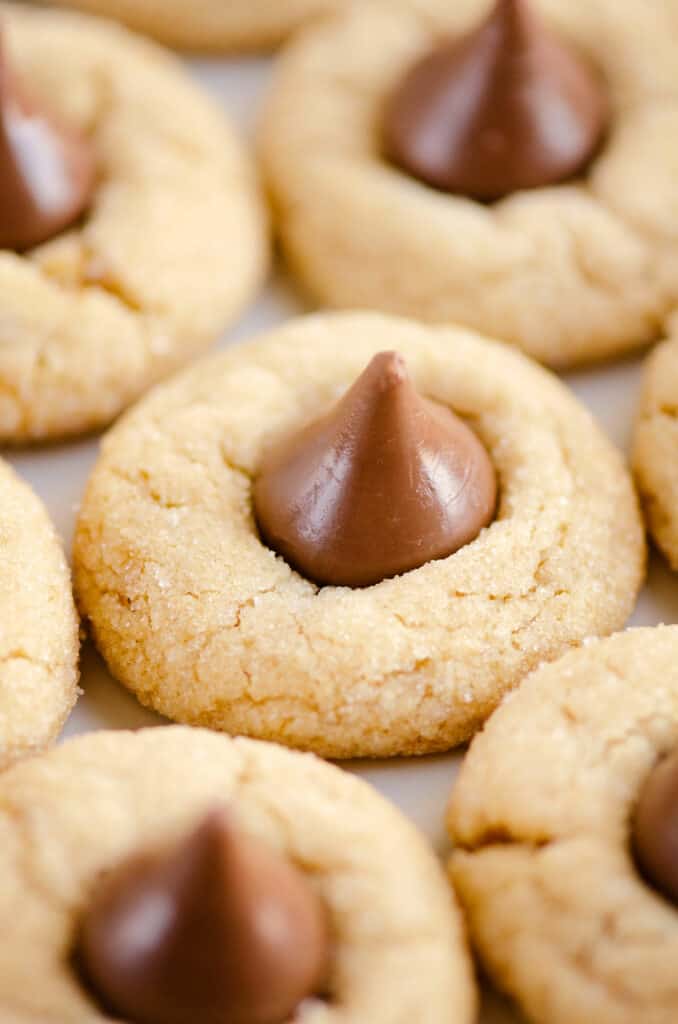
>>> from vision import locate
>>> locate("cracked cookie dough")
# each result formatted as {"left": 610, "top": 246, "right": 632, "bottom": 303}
{"left": 0, "top": 459, "right": 79, "bottom": 769}
{"left": 632, "top": 313, "right": 678, "bottom": 569}
{"left": 41, "top": 0, "right": 346, "bottom": 52}
{"left": 449, "top": 626, "right": 678, "bottom": 1024}
{"left": 0, "top": 725, "right": 477, "bottom": 1023}
{"left": 0, "top": 3, "right": 268, "bottom": 442}
{"left": 73, "top": 312, "right": 645, "bottom": 758}
{"left": 260, "top": 0, "right": 678, "bottom": 368}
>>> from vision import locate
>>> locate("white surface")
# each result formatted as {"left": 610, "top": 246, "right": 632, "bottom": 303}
{"left": 7, "top": 55, "right": 678, "bottom": 1024}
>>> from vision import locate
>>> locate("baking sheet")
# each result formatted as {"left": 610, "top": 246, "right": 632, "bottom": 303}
{"left": 7, "top": 52, "right": 678, "bottom": 1024}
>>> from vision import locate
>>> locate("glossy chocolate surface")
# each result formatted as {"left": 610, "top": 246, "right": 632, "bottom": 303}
{"left": 0, "top": 30, "right": 94, "bottom": 250}
{"left": 77, "top": 810, "right": 330, "bottom": 1024}
{"left": 383, "top": 0, "right": 608, "bottom": 201}
{"left": 633, "top": 751, "right": 678, "bottom": 906}
{"left": 254, "top": 350, "right": 497, "bottom": 588}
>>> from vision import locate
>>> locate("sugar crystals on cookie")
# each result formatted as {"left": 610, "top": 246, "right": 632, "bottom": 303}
{"left": 74, "top": 313, "right": 644, "bottom": 758}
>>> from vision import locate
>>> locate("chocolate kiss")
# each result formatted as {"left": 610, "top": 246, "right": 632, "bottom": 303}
{"left": 77, "top": 810, "right": 330, "bottom": 1024}
{"left": 0, "top": 28, "right": 95, "bottom": 250}
{"left": 633, "top": 751, "right": 678, "bottom": 906}
{"left": 383, "top": 0, "right": 609, "bottom": 201}
{"left": 254, "top": 351, "right": 497, "bottom": 588}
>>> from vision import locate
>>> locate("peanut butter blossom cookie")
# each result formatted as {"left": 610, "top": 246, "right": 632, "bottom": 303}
{"left": 42, "top": 0, "right": 345, "bottom": 52}
{"left": 0, "top": 726, "right": 476, "bottom": 1022}
{"left": 632, "top": 313, "right": 678, "bottom": 571}
{"left": 261, "top": 0, "right": 678, "bottom": 367}
{"left": 74, "top": 313, "right": 644, "bottom": 758}
{"left": 0, "top": 3, "right": 268, "bottom": 442}
{"left": 0, "top": 459, "right": 78, "bottom": 769}
{"left": 449, "top": 626, "right": 678, "bottom": 1024}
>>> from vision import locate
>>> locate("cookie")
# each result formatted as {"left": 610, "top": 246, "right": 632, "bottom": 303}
{"left": 0, "top": 459, "right": 79, "bottom": 769}
{"left": 260, "top": 0, "right": 678, "bottom": 368}
{"left": 41, "top": 0, "right": 345, "bottom": 52}
{"left": 73, "top": 312, "right": 644, "bottom": 758}
{"left": 0, "top": 4, "right": 268, "bottom": 442}
{"left": 632, "top": 312, "right": 678, "bottom": 569}
{"left": 449, "top": 626, "right": 678, "bottom": 1024}
{"left": 0, "top": 725, "right": 476, "bottom": 1023}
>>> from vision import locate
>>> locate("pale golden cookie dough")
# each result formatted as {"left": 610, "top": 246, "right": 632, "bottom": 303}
{"left": 449, "top": 626, "right": 678, "bottom": 1024}
{"left": 0, "top": 4, "right": 268, "bottom": 442}
{"left": 632, "top": 312, "right": 678, "bottom": 569}
{"left": 0, "top": 725, "right": 476, "bottom": 1023}
{"left": 41, "top": 0, "right": 346, "bottom": 52}
{"left": 0, "top": 460, "right": 79, "bottom": 770}
{"left": 260, "top": 0, "right": 678, "bottom": 368}
{"left": 74, "top": 313, "right": 645, "bottom": 758}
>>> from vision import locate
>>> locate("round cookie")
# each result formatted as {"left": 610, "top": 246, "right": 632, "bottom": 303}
{"left": 632, "top": 312, "right": 678, "bottom": 570}
{"left": 0, "top": 3, "right": 268, "bottom": 442}
{"left": 260, "top": 0, "right": 678, "bottom": 368}
{"left": 41, "top": 0, "right": 345, "bottom": 52}
{"left": 73, "top": 312, "right": 645, "bottom": 758}
{"left": 449, "top": 626, "right": 678, "bottom": 1024}
{"left": 0, "top": 459, "right": 79, "bottom": 769}
{"left": 0, "top": 725, "right": 476, "bottom": 1022}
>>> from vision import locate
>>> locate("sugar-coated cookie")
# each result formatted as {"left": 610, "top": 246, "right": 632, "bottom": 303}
{"left": 0, "top": 4, "right": 268, "bottom": 442}
{"left": 0, "top": 459, "right": 79, "bottom": 769}
{"left": 260, "top": 0, "right": 678, "bottom": 367}
{"left": 450, "top": 626, "right": 678, "bottom": 1024}
{"left": 0, "top": 725, "right": 476, "bottom": 1023}
{"left": 74, "top": 313, "right": 644, "bottom": 758}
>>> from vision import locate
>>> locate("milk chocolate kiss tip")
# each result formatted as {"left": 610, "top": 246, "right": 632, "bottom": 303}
{"left": 254, "top": 350, "right": 497, "bottom": 589}
{"left": 383, "top": 0, "right": 609, "bottom": 201}
{"left": 633, "top": 751, "right": 678, "bottom": 906}
{"left": 0, "top": 28, "right": 95, "bottom": 251}
{"left": 76, "top": 808, "right": 330, "bottom": 1024}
